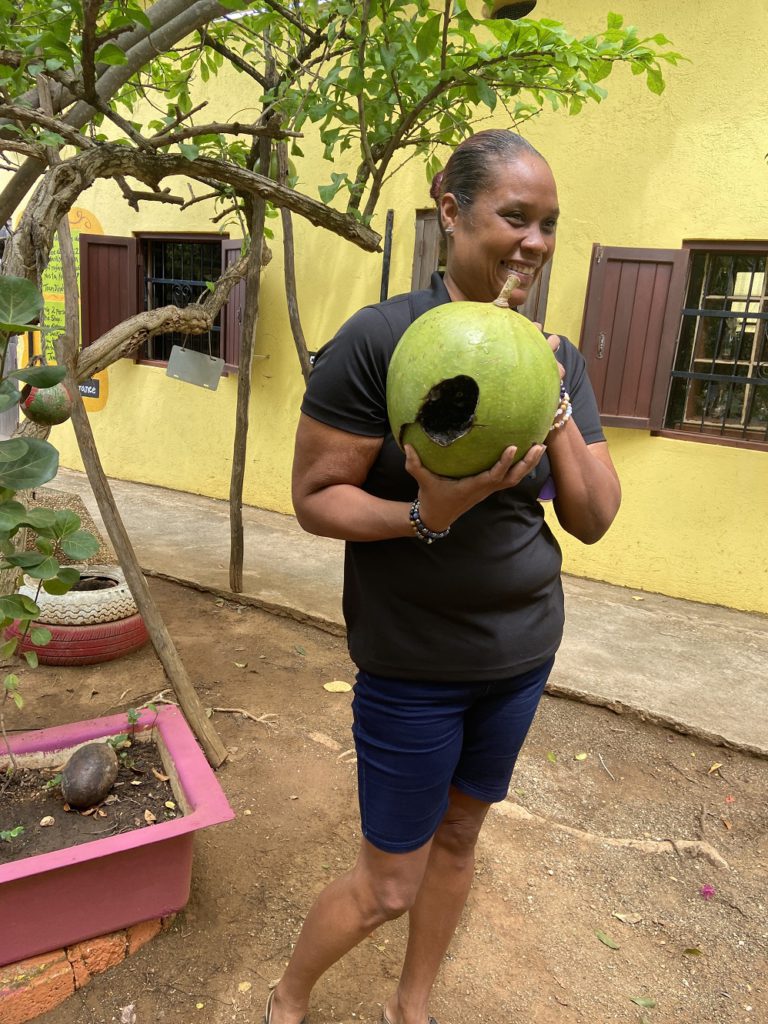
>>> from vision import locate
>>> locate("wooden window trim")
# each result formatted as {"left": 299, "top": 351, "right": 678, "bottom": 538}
{"left": 651, "top": 429, "right": 768, "bottom": 452}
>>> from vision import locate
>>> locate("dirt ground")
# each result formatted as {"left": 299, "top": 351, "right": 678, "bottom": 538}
{"left": 9, "top": 578, "right": 767, "bottom": 1024}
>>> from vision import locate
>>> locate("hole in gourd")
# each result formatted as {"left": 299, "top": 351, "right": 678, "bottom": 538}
{"left": 416, "top": 375, "right": 479, "bottom": 447}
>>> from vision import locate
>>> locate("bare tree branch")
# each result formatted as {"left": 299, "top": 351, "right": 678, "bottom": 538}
{"left": 6, "top": 142, "right": 379, "bottom": 282}
{"left": 201, "top": 35, "right": 269, "bottom": 88}
{"left": 149, "top": 120, "right": 301, "bottom": 148}
{"left": 0, "top": 104, "right": 93, "bottom": 150}
{"left": 0, "top": 0, "right": 242, "bottom": 225}
{"left": 81, "top": 0, "right": 103, "bottom": 103}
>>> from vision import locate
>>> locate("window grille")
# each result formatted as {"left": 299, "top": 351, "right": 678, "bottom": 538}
{"left": 665, "top": 250, "right": 768, "bottom": 441}
{"left": 142, "top": 238, "right": 222, "bottom": 362}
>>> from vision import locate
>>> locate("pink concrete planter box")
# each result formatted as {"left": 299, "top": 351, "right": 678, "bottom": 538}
{"left": 0, "top": 706, "right": 234, "bottom": 968}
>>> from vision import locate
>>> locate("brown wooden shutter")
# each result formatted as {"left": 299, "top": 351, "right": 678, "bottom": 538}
{"left": 79, "top": 235, "right": 140, "bottom": 347}
{"left": 579, "top": 244, "right": 688, "bottom": 429}
{"left": 221, "top": 239, "right": 244, "bottom": 370}
{"left": 410, "top": 211, "right": 442, "bottom": 291}
{"left": 519, "top": 258, "right": 552, "bottom": 325}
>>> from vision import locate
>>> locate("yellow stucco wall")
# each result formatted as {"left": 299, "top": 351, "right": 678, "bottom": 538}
{"left": 44, "top": 0, "right": 767, "bottom": 613}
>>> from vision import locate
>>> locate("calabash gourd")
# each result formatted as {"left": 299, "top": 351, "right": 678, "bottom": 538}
{"left": 386, "top": 275, "right": 561, "bottom": 478}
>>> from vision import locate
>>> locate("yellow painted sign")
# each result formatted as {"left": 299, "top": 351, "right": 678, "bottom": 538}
{"left": 27, "top": 207, "right": 109, "bottom": 413}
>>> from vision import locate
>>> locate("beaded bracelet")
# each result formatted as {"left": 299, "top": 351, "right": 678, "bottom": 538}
{"left": 551, "top": 382, "right": 573, "bottom": 431}
{"left": 409, "top": 498, "right": 451, "bottom": 544}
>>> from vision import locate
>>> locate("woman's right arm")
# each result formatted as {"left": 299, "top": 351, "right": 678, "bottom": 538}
{"left": 292, "top": 413, "right": 548, "bottom": 542}
{"left": 292, "top": 414, "right": 414, "bottom": 541}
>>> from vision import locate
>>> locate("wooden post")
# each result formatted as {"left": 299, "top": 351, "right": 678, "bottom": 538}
{"left": 228, "top": 124, "right": 270, "bottom": 592}
{"left": 51, "top": 149, "right": 228, "bottom": 768}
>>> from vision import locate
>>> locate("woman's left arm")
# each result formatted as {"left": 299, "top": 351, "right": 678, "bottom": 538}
{"left": 547, "top": 426, "right": 621, "bottom": 544}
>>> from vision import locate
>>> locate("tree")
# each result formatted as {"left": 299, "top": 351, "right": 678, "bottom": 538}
{"left": 0, "top": 1, "right": 679, "bottom": 682}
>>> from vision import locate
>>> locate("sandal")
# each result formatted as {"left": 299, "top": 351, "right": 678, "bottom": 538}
{"left": 263, "top": 989, "right": 306, "bottom": 1024}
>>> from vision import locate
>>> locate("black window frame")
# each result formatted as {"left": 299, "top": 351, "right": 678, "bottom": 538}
{"left": 660, "top": 240, "right": 768, "bottom": 446}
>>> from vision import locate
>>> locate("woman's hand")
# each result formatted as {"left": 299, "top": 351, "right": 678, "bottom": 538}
{"left": 404, "top": 442, "right": 547, "bottom": 533}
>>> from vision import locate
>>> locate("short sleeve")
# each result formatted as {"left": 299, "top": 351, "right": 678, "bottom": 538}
{"left": 556, "top": 337, "right": 605, "bottom": 445}
{"left": 301, "top": 306, "right": 396, "bottom": 438}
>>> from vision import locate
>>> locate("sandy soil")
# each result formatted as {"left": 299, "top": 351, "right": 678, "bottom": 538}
{"left": 8, "top": 578, "right": 767, "bottom": 1024}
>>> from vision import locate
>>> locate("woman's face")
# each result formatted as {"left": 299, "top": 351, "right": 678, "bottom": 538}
{"left": 440, "top": 154, "right": 559, "bottom": 307}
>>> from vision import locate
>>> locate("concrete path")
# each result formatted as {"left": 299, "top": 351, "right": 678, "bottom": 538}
{"left": 49, "top": 468, "right": 767, "bottom": 758}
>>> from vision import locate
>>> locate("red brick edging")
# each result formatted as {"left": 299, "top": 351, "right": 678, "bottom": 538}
{"left": 0, "top": 916, "right": 175, "bottom": 1024}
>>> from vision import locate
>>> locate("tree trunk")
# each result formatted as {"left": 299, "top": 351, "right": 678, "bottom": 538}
{"left": 52, "top": 157, "right": 228, "bottom": 768}
{"left": 278, "top": 142, "right": 312, "bottom": 383}
{"left": 229, "top": 138, "right": 269, "bottom": 592}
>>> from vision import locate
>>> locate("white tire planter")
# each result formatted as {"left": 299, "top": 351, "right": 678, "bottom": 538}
{"left": 19, "top": 564, "right": 139, "bottom": 626}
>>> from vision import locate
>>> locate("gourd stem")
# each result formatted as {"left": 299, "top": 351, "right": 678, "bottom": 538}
{"left": 493, "top": 273, "right": 521, "bottom": 308}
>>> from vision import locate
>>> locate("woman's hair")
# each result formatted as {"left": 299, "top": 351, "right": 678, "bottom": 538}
{"left": 430, "top": 130, "right": 545, "bottom": 218}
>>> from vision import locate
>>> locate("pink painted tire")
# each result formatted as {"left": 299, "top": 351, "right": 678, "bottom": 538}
{"left": 7, "top": 614, "right": 149, "bottom": 666}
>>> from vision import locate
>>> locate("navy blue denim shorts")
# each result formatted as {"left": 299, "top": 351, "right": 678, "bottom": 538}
{"left": 351, "top": 656, "right": 554, "bottom": 854}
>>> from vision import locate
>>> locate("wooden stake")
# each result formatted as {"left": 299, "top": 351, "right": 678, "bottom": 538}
{"left": 47, "top": 97, "right": 228, "bottom": 768}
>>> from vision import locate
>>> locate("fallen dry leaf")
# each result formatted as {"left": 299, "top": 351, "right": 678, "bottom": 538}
{"left": 144, "top": 809, "right": 157, "bottom": 824}
{"left": 323, "top": 680, "right": 352, "bottom": 693}
{"left": 152, "top": 768, "right": 170, "bottom": 782}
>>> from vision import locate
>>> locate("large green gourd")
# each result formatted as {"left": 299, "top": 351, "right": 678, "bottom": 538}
{"left": 386, "top": 278, "right": 561, "bottom": 479}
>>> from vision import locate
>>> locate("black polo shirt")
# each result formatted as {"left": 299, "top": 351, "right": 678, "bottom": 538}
{"left": 301, "top": 273, "right": 605, "bottom": 681}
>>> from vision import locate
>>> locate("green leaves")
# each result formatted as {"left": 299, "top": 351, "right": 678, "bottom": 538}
{"left": 0, "top": 276, "right": 43, "bottom": 334}
{"left": 415, "top": 13, "right": 442, "bottom": 61}
{"left": 60, "top": 530, "right": 100, "bottom": 561}
{"left": 0, "top": 500, "right": 27, "bottom": 533}
{"left": 0, "top": 593, "right": 39, "bottom": 620}
{"left": 0, "top": 438, "right": 58, "bottom": 491}
{"left": 95, "top": 43, "right": 128, "bottom": 66}
{"left": 10, "top": 364, "right": 67, "bottom": 388}
{"left": 0, "top": 379, "right": 20, "bottom": 414}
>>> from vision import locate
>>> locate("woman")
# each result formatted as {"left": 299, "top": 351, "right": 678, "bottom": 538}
{"left": 268, "top": 130, "right": 621, "bottom": 1024}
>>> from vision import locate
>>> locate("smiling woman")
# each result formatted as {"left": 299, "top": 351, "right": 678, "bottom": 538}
{"left": 434, "top": 131, "right": 559, "bottom": 306}
{"left": 272, "top": 129, "right": 621, "bottom": 1024}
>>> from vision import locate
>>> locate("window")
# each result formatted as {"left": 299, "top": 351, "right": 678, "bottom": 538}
{"left": 665, "top": 246, "right": 768, "bottom": 441}
{"left": 579, "top": 241, "right": 768, "bottom": 449}
{"left": 79, "top": 233, "right": 244, "bottom": 370}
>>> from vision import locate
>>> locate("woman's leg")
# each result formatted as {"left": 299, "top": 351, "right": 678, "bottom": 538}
{"left": 268, "top": 837, "right": 434, "bottom": 1024}
{"left": 383, "top": 788, "right": 491, "bottom": 1024}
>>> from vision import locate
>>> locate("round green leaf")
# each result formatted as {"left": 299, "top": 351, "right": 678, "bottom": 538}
{"left": 0, "top": 438, "right": 59, "bottom": 490}
{"left": 0, "top": 380, "right": 20, "bottom": 413}
{"left": 9, "top": 364, "right": 67, "bottom": 387}
{"left": 24, "top": 556, "right": 60, "bottom": 580}
{"left": 52, "top": 509, "right": 81, "bottom": 538}
{"left": 0, "top": 501, "right": 28, "bottom": 532}
{"left": 2, "top": 551, "right": 46, "bottom": 568}
{"left": 0, "top": 594, "right": 38, "bottom": 619}
{"left": 0, "top": 276, "right": 43, "bottom": 329}
{"left": 22, "top": 508, "right": 58, "bottom": 531}
{"left": 29, "top": 626, "right": 52, "bottom": 646}
{"left": 60, "top": 529, "right": 99, "bottom": 560}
